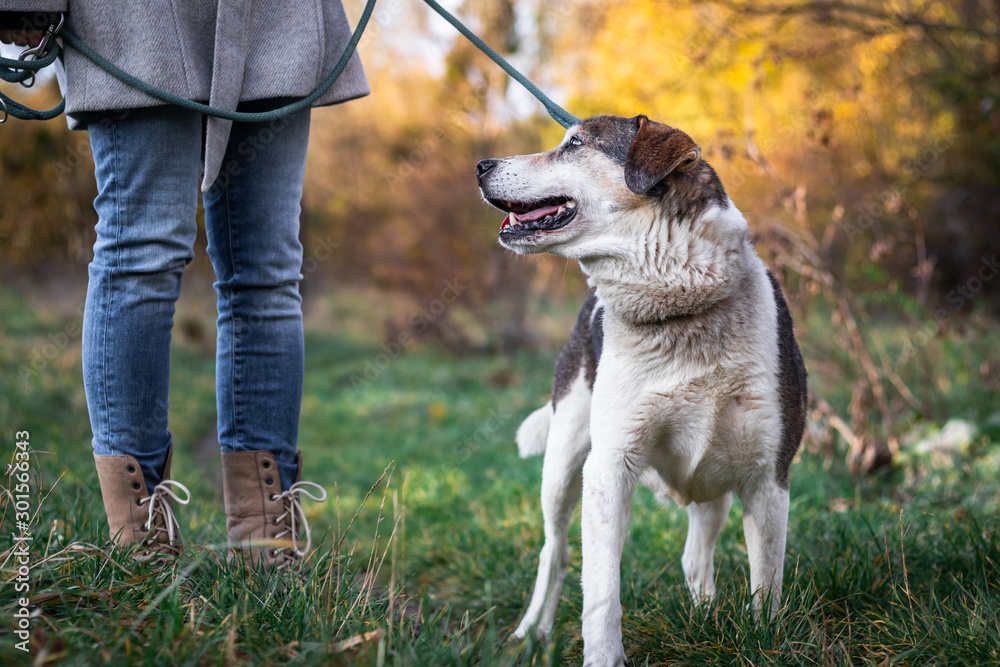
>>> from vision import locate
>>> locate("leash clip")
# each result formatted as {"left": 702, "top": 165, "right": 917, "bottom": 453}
{"left": 18, "top": 13, "right": 64, "bottom": 88}
{"left": 0, "top": 97, "right": 7, "bottom": 123}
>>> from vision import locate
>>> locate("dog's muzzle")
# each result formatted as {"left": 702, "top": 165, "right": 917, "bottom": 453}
{"left": 477, "top": 158, "right": 578, "bottom": 236}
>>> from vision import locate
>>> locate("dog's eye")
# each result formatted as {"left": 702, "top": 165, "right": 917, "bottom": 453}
{"left": 567, "top": 136, "right": 583, "bottom": 148}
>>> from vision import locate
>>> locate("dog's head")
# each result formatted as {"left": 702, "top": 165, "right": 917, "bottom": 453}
{"left": 477, "top": 115, "right": 728, "bottom": 259}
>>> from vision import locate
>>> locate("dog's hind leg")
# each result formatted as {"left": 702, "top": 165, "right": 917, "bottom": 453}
{"left": 682, "top": 493, "right": 732, "bottom": 605}
{"left": 739, "top": 481, "right": 789, "bottom": 618}
{"left": 512, "top": 373, "right": 592, "bottom": 640}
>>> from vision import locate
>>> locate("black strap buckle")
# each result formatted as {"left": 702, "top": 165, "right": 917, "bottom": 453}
{"left": 17, "top": 13, "right": 64, "bottom": 88}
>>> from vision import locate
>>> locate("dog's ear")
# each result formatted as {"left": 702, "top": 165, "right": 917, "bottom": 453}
{"left": 624, "top": 115, "right": 701, "bottom": 195}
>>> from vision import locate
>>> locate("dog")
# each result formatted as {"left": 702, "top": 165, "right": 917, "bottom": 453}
{"left": 476, "top": 115, "right": 808, "bottom": 666}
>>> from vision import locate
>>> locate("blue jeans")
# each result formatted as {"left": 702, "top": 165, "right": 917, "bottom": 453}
{"left": 84, "top": 104, "right": 310, "bottom": 493}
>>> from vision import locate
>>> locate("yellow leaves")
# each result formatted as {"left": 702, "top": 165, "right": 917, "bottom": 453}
{"left": 569, "top": 0, "right": 783, "bottom": 143}
{"left": 428, "top": 402, "right": 447, "bottom": 421}
{"left": 552, "top": 0, "right": 967, "bottom": 230}
{"left": 856, "top": 43, "right": 885, "bottom": 78}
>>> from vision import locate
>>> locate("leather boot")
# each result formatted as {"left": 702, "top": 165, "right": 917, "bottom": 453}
{"left": 221, "top": 450, "right": 327, "bottom": 571}
{"left": 93, "top": 445, "right": 191, "bottom": 562}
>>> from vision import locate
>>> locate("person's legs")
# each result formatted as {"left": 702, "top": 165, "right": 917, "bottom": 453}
{"left": 202, "top": 108, "right": 311, "bottom": 492}
{"left": 84, "top": 107, "right": 202, "bottom": 494}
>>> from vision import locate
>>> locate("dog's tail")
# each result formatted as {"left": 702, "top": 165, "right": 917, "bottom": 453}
{"left": 516, "top": 402, "right": 552, "bottom": 458}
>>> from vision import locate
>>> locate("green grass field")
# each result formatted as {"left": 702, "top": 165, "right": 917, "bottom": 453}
{"left": 1, "top": 286, "right": 998, "bottom": 666}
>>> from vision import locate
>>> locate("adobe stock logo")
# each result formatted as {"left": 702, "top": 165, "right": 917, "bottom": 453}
{"left": 944, "top": 255, "right": 999, "bottom": 309}
{"left": 895, "top": 254, "right": 999, "bottom": 371}
{"left": 349, "top": 278, "right": 467, "bottom": 390}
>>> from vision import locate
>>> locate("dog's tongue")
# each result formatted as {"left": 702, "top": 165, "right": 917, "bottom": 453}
{"left": 518, "top": 203, "right": 562, "bottom": 222}
{"left": 500, "top": 204, "right": 564, "bottom": 231}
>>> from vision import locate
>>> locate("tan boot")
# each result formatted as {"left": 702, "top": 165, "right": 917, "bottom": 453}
{"left": 221, "top": 450, "right": 327, "bottom": 571}
{"left": 93, "top": 445, "right": 191, "bottom": 562}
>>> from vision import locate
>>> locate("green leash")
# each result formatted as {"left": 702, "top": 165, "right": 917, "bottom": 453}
{"left": 0, "top": 14, "right": 65, "bottom": 121}
{"left": 0, "top": 0, "right": 579, "bottom": 128}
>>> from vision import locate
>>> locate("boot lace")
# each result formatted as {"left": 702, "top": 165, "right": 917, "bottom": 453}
{"left": 269, "top": 481, "right": 327, "bottom": 568}
{"left": 137, "top": 479, "right": 191, "bottom": 558}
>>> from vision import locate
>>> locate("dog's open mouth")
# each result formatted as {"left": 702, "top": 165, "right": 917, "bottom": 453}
{"left": 489, "top": 196, "right": 578, "bottom": 235}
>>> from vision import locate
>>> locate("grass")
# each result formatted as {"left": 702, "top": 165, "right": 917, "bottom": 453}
{"left": 1, "top": 285, "right": 999, "bottom": 666}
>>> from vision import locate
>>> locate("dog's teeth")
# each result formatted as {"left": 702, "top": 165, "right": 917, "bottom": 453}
{"left": 510, "top": 212, "right": 519, "bottom": 224}
{"left": 556, "top": 205, "right": 566, "bottom": 214}
{"left": 566, "top": 201, "right": 577, "bottom": 209}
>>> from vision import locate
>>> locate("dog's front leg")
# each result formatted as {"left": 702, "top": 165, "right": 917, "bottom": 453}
{"left": 580, "top": 447, "right": 639, "bottom": 667}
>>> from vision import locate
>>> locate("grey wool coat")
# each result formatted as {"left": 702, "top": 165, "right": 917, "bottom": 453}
{"left": 1, "top": 0, "right": 369, "bottom": 189}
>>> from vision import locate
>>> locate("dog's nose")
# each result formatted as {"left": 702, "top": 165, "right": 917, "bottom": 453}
{"left": 477, "top": 158, "right": 499, "bottom": 181}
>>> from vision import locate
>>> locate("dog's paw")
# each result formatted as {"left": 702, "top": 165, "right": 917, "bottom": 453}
{"left": 509, "top": 623, "right": 550, "bottom": 644}
{"left": 508, "top": 629, "right": 534, "bottom": 645}
{"left": 583, "top": 652, "right": 627, "bottom": 667}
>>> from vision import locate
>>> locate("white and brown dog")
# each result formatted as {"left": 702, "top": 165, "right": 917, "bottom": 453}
{"left": 477, "top": 115, "right": 808, "bottom": 666}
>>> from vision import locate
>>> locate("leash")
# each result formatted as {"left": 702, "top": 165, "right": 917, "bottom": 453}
{"left": 0, "top": 14, "right": 65, "bottom": 121}
{"left": 0, "top": 1, "right": 579, "bottom": 128}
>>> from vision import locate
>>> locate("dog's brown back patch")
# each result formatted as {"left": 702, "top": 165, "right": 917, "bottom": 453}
{"left": 767, "top": 270, "right": 808, "bottom": 489}
{"left": 552, "top": 292, "right": 604, "bottom": 407}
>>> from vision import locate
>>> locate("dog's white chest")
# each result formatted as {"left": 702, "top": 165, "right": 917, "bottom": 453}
{"left": 593, "top": 340, "right": 780, "bottom": 504}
